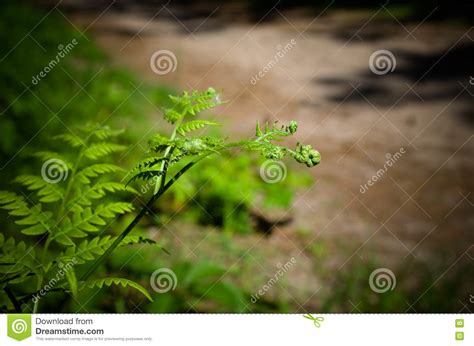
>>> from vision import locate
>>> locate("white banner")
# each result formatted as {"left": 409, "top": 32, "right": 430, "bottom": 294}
{"left": 0, "top": 314, "right": 471, "bottom": 345}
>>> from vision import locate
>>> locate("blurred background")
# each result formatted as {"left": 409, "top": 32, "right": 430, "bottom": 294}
{"left": 0, "top": 0, "right": 473, "bottom": 312}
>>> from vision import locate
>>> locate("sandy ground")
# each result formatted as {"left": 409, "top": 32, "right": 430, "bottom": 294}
{"left": 66, "top": 4, "right": 473, "bottom": 310}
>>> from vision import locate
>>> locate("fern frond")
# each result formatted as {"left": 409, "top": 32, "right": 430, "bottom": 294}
{"left": 83, "top": 142, "right": 126, "bottom": 160}
{"left": 92, "top": 127, "right": 124, "bottom": 140}
{"left": 79, "top": 277, "right": 152, "bottom": 301}
{"left": 60, "top": 235, "right": 158, "bottom": 264}
{"left": 148, "top": 134, "right": 173, "bottom": 153}
{"left": 177, "top": 120, "right": 219, "bottom": 136}
{"left": 0, "top": 191, "right": 53, "bottom": 235}
{"left": 185, "top": 88, "right": 222, "bottom": 116}
{"left": 0, "top": 234, "right": 38, "bottom": 277}
{"left": 15, "top": 175, "right": 65, "bottom": 203}
{"left": 55, "top": 202, "right": 134, "bottom": 242}
{"left": 75, "top": 164, "right": 124, "bottom": 184}
{"left": 32, "top": 151, "right": 72, "bottom": 168}
{"left": 164, "top": 87, "right": 222, "bottom": 124}
{"left": 126, "top": 168, "right": 164, "bottom": 184}
{"left": 62, "top": 236, "right": 113, "bottom": 262}
{"left": 54, "top": 134, "right": 84, "bottom": 148}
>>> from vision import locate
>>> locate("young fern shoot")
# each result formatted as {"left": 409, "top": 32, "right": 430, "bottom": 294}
{"left": 85, "top": 87, "right": 321, "bottom": 283}
{"left": 0, "top": 87, "right": 320, "bottom": 313}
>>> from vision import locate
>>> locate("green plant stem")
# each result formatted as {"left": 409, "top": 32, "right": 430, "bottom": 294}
{"left": 153, "top": 118, "right": 183, "bottom": 195}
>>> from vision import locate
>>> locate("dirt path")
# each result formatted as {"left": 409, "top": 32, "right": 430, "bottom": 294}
{"left": 68, "top": 5, "right": 473, "bottom": 310}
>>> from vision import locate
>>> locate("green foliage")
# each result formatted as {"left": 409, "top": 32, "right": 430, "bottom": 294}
{"left": 0, "top": 126, "right": 155, "bottom": 312}
{"left": 0, "top": 0, "right": 171, "bottom": 186}
{"left": 80, "top": 278, "right": 152, "bottom": 302}
{"left": 0, "top": 1, "right": 320, "bottom": 314}
{"left": 127, "top": 88, "right": 320, "bottom": 190}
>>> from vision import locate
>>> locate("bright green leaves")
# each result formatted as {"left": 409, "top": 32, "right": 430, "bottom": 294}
{"left": 176, "top": 120, "right": 219, "bottom": 136}
{"left": 292, "top": 143, "right": 321, "bottom": 167}
{"left": 90, "top": 127, "right": 124, "bottom": 140}
{"left": 0, "top": 191, "right": 53, "bottom": 236}
{"left": 62, "top": 236, "right": 114, "bottom": 262}
{"left": 79, "top": 277, "right": 153, "bottom": 301}
{"left": 82, "top": 142, "right": 126, "bottom": 160}
{"left": 130, "top": 88, "right": 321, "bottom": 194}
{"left": 164, "top": 87, "right": 222, "bottom": 124}
{"left": 54, "top": 202, "right": 135, "bottom": 245}
{"left": 126, "top": 156, "right": 168, "bottom": 185}
{"left": 67, "top": 182, "right": 137, "bottom": 210}
{"left": 15, "top": 175, "right": 65, "bottom": 203}
{"left": 255, "top": 120, "right": 298, "bottom": 142}
{"left": 128, "top": 88, "right": 224, "bottom": 187}
{"left": 75, "top": 164, "right": 124, "bottom": 184}
{"left": 60, "top": 235, "right": 161, "bottom": 264}
{"left": 252, "top": 120, "right": 321, "bottom": 167}
{"left": 53, "top": 133, "right": 84, "bottom": 148}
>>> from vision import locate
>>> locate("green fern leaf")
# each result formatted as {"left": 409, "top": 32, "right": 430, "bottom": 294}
{"left": 83, "top": 143, "right": 126, "bottom": 160}
{"left": 177, "top": 120, "right": 219, "bottom": 136}
{"left": 79, "top": 277, "right": 153, "bottom": 301}
{"left": 54, "top": 134, "right": 84, "bottom": 148}
{"left": 92, "top": 127, "right": 124, "bottom": 140}
{"left": 0, "top": 235, "right": 38, "bottom": 276}
{"left": 75, "top": 164, "right": 124, "bottom": 184}
{"left": 0, "top": 192, "right": 53, "bottom": 235}
{"left": 60, "top": 234, "right": 157, "bottom": 264}
{"left": 15, "top": 175, "right": 65, "bottom": 203}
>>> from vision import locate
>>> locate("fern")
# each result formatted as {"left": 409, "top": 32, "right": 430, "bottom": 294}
{"left": 79, "top": 277, "right": 152, "bottom": 302}
{"left": 14, "top": 175, "right": 65, "bottom": 202}
{"left": 75, "top": 164, "right": 124, "bottom": 184}
{"left": 0, "top": 125, "right": 150, "bottom": 313}
{"left": 82, "top": 142, "right": 126, "bottom": 160}
{"left": 59, "top": 235, "right": 154, "bottom": 264}
{"left": 176, "top": 120, "right": 219, "bottom": 136}
{"left": 0, "top": 234, "right": 38, "bottom": 285}
{"left": 0, "top": 89, "right": 320, "bottom": 313}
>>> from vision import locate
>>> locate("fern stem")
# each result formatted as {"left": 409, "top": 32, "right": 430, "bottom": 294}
{"left": 153, "top": 118, "right": 183, "bottom": 195}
